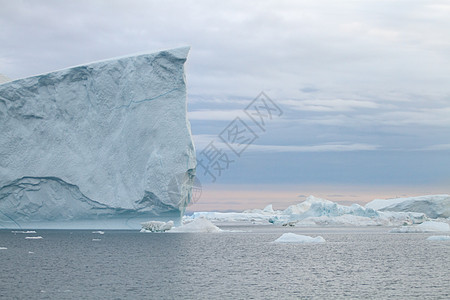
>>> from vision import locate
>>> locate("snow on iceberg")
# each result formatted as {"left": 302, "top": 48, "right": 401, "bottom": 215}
{"left": 366, "top": 195, "right": 450, "bottom": 218}
{"left": 169, "top": 218, "right": 222, "bottom": 233}
{"left": 140, "top": 221, "right": 174, "bottom": 232}
{"left": 390, "top": 221, "right": 450, "bottom": 233}
{"left": 426, "top": 235, "right": 450, "bottom": 241}
{"left": 0, "top": 47, "right": 196, "bottom": 228}
{"left": 273, "top": 233, "right": 325, "bottom": 243}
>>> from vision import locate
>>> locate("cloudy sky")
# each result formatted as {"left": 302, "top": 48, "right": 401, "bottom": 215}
{"left": 1, "top": 0, "right": 449, "bottom": 210}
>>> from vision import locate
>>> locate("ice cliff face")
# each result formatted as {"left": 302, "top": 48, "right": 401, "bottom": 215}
{"left": 0, "top": 47, "right": 196, "bottom": 227}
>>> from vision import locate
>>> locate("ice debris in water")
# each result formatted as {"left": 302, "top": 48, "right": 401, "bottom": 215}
{"left": 426, "top": 235, "right": 450, "bottom": 241}
{"left": 273, "top": 233, "right": 326, "bottom": 244}
{"left": 390, "top": 221, "right": 450, "bottom": 233}
{"left": 25, "top": 236, "right": 43, "bottom": 239}
{"left": 0, "top": 247, "right": 7, "bottom": 250}
{"left": 169, "top": 218, "right": 222, "bottom": 233}
{"left": 140, "top": 221, "right": 174, "bottom": 232}
{"left": 92, "top": 231, "right": 105, "bottom": 235}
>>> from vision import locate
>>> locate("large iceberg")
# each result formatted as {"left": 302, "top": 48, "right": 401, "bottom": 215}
{"left": 0, "top": 47, "right": 196, "bottom": 229}
{"left": 365, "top": 195, "right": 450, "bottom": 219}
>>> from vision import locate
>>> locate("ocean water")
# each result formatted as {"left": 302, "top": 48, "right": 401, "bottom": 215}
{"left": 1, "top": 226, "right": 449, "bottom": 299}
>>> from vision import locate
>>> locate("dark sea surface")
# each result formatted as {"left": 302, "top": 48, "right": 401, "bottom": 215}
{"left": 1, "top": 226, "right": 449, "bottom": 299}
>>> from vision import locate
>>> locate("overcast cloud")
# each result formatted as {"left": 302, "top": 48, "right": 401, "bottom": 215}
{"left": 1, "top": 0, "right": 449, "bottom": 196}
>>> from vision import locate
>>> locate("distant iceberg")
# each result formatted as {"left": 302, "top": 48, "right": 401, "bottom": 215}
{"left": 390, "top": 221, "right": 450, "bottom": 233}
{"left": 190, "top": 195, "right": 428, "bottom": 227}
{"left": 185, "top": 196, "right": 440, "bottom": 227}
{"left": 0, "top": 47, "right": 196, "bottom": 229}
{"left": 366, "top": 195, "right": 450, "bottom": 218}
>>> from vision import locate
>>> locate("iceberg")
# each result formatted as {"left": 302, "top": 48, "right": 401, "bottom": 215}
{"left": 140, "top": 220, "right": 174, "bottom": 232}
{"left": 390, "top": 221, "right": 450, "bottom": 233}
{"left": 0, "top": 47, "right": 196, "bottom": 229}
{"left": 273, "top": 233, "right": 325, "bottom": 243}
{"left": 169, "top": 218, "right": 222, "bottom": 233}
{"left": 366, "top": 195, "right": 450, "bottom": 218}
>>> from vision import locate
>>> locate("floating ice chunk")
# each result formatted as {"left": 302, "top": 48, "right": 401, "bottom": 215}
{"left": 273, "top": 233, "right": 325, "bottom": 243}
{"left": 426, "top": 235, "right": 450, "bottom": 241}
{"left": 140, "top": 221, "right": 174, "bottom": 232}
{"left": 0, "top": 247, "right": 7, "bottom": 250}
{"left": 25, "top": 236, "right": 43, "bottom": 239}
{"left": 92, "top": 239, "right": 101, "bottom": 241}
{"left": 12, "top": 231, "right": 37, "bottom": 234}
{"left": 92, "top": 231, "right": 105, "bottom": 235}
{"left": 169, "top": 218, "right": 222, "bottom": 233}
{"left": 390, "top": 221, "right": 450, "bottom": 233}
{"left": 417, "top": 221, "right": 450, "bottom": 231}
{"left": 28, "top": 251, "right": 34, "bottom": 254}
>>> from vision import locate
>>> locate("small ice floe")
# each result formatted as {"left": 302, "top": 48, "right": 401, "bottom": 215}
{"left": 426, "top": 235, "right": 450, "bottom": 241}
{"left": 140, "top": 220, "right": 174, "bottom": 233}
{"left": 12, "top": 230, "right": 37, "bottom": 234}
{"left": 282, "top": 221, "right": 297, "bottom": 227}
{"left": 169, "top": 218, "right": 222, "bottom": 233}
{"left": 390, "top": 221, "right": 450, "bottom": 233}
{"left": 273, "top": 233, "right": 326, "bottom": 244}
{"left": 25, "top": 236, "right": 43, "bottom": 239}
{"left": 0, "top": 247, "right": 7, "bottom": 250}
{"left": 92, "top": 231, "right": 105, "bottom": 235}
{"left": 28, "top": 251, "right": 34, "bottom": 254}
{"left": 92, "top": 239, "right": 101, "bottom": 241}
